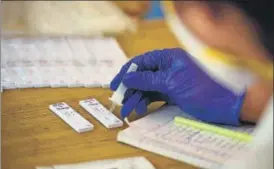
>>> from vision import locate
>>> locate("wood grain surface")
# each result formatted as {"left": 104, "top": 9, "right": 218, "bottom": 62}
{"left": 1, "top": 20, "right": 197, "bottom": 169}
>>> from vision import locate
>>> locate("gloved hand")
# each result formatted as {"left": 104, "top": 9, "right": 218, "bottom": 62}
{"left": 110, "top": 48, "right": 246, "bottom": 126}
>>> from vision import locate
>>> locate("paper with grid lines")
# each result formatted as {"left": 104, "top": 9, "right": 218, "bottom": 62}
{"left": 1, "top": 37, "right": 128, "bottom": 91}
{"left": 117, "top": 105, "right": 255, "bottom": 169}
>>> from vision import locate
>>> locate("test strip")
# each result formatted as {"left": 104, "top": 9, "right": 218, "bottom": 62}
{"left": 47, "top": 67, "right": 68, "bottom": 88}
{"left": 57, "top": 67, "right": 78, "bottom": 88}
{"left": 49, "top": 102, "right": 94, "bottom": 133}
{"left": 1, "top": 68, "right": 17, "bottom": 89}
{"left": 24, "top": 67, "right": 50, "bottom": 88}
{"left": 39, "top": 67, "right": 59, "bottom": 87}
{"left": 65, "top": 67, "right": 85, "bottom": 87}
{"left": 79, "top": 98, "right": 123, "bottom": 129}
{"left": 13, "top": 67, "right": 34, "bottom": 88}
{"left": 5, "top": 67, "right": 28, "bottom": 88}
{"left": 79, "top": 67, "right": 102, "bottom": 88}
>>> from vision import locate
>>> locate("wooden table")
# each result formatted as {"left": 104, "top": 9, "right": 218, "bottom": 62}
{"left": 1, "top": 20, "right": 197, "bottom": 169}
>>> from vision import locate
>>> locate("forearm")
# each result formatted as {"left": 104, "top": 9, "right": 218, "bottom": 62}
{"left": 240, "top": 80, "right": 273, "bottom": 123}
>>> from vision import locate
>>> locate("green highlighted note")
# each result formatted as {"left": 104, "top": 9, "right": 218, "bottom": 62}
{"left": 174, "top": 116, "right": 253, "bottom": 142}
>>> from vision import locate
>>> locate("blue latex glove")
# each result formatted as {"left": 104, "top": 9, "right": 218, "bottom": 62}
{"left": 110, "top": 48, "right": 246, "bottom": 126}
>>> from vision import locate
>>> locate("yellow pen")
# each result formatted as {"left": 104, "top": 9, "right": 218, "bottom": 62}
{"left": 174, "top": 116, "right": 253, "bottom": 142}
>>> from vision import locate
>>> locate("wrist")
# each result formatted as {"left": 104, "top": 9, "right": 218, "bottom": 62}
{"left": 238, "top": 46, "right": 273, "bottom": 82}
{"left": 192, "top": 91, "right": 246, "bottom": 126}
{"left": 240, "top": 81, "right": 273, "bottom": 123}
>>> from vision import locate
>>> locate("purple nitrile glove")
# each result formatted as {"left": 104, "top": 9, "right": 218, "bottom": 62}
{"left": 110, "top": 48, "right": 246, "bottom": 126}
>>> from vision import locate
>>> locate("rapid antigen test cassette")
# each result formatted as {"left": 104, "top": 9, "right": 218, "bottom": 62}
{"left": 49, "top": 102, "right": 94, "bottom": 133}
{"left": 80, "top": 98, "right": 123, "bottom": 129}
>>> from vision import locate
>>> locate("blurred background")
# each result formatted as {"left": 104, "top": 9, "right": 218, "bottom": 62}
{"left": 1, "top": 1, "right": 165, "bottom": 36}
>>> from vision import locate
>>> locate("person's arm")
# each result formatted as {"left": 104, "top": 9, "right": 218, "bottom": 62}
{"left": 241, "top": 80, "right": 273, "bottom": 123}
{"left": 173, "top": 2, "right": 273, "bottom": 124}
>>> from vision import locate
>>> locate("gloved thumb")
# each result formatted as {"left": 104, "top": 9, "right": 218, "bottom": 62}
{"left": 123, "top": 71, "right": 168, "bottom": 93}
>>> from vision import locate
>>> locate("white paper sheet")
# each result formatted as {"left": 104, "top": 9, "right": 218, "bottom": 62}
{"left": 117, "top": 105, "right": 255, "bottom": 169}
{"left": 36, "top": 156, "right": 155, "bottom": 169}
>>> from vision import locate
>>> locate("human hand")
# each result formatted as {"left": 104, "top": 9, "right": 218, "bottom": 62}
{"left": 110, "top": 48, "right": 246, "bottom": 126}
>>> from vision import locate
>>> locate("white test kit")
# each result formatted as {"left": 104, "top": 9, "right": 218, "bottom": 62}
{"left": 13, "top": 67, "right": 34, "bottom": 88}
{"left": 24, "top": 67, "right": 50, "bottom": 88}
{"left": 108, "top": 63, "right": 138, "bottom": 124}
{"left": 49, "top": 102, "right": 94, "bottom": 133}
{"left": 79, "top": 98, "right": 123, "bottom": 128}
{"left": 48, "top": 67, "right": 69, "bottom": 88}
{"left": 4, "top": 67, "right": 31, "bottom": 88}
{"left": 1, "top": 68, "right": 17, "bottom": 89}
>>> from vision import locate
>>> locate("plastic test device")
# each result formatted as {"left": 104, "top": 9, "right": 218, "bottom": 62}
{"left": 109, "top": 63, "right": 138, "bottom": 124}
{"left": 49, "top": 102, "right": 94, "bottom": 133}
{"left": 80, "top": 98, "right": 123, "bottom": 128}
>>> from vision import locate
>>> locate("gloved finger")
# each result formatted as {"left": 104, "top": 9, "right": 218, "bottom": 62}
{"left": 121, "top": 91, "right": 143, "bottom": 118}
{"left": 122, "top": 89, "right": 136, "bottom": 104}
{"left": 135, "top": 93, "right": 165, "bottom": 115}
{"left": 123, "top": 70, "right": 169, "bottom": 93}
{"left": 135, "top": 97, "right": 151, "bottom": 115}
{"left": 110, "top": 48, "right": 180, "bottom": 91}
{"left": 131, "top": 48, "right": 185, "bottom": 71}
{"left": 135, "top": 97, "right": 161, "bottom": 115}
{"left": 110, "top": 61, "right": 135, "bottom": 91}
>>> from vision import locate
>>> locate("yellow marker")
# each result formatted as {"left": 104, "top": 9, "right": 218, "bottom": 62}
{"left": 174, "top": 116, "right": 253, "bottom": 142}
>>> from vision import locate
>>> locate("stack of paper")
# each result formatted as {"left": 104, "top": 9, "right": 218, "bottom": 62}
{"left": 1, "top": 37, "right": 128, "bottom": 91}
{"left": 117, "top": 105, "right": 255, "bottom": 169}
{"left": 36, "top": 156, "right": 156, "bottom": 169}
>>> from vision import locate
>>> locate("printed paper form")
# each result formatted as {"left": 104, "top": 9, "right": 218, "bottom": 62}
{"left": 117, "top": 105, "right": 255, "bottom": 169}
{"left": 36, "top": 156, "right": 156, "bottom": 169}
